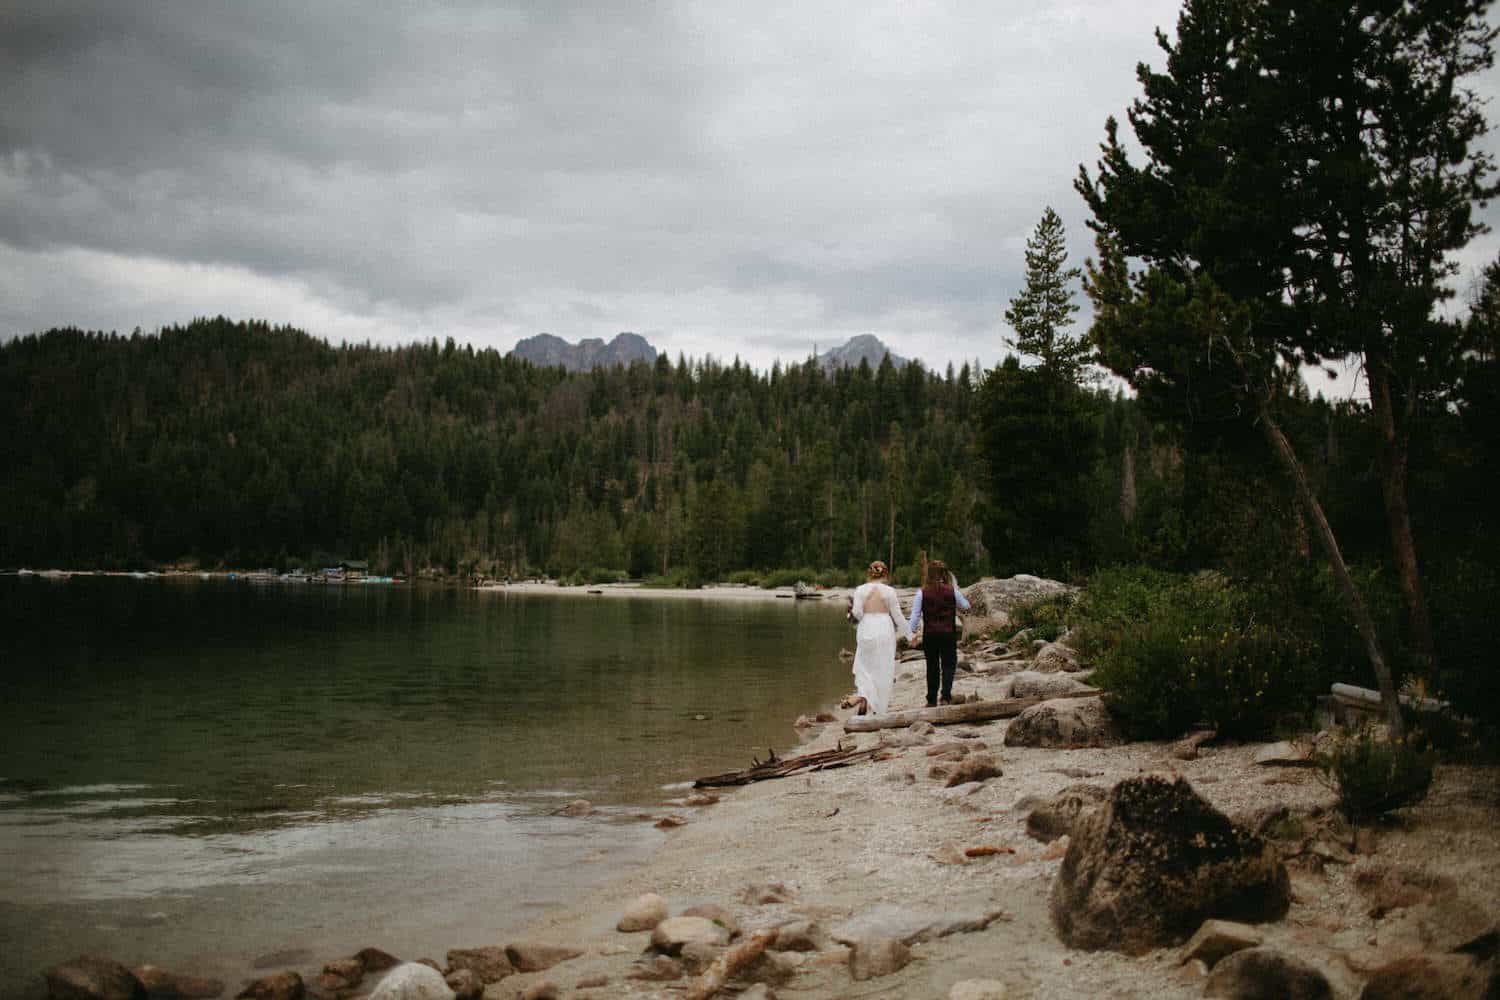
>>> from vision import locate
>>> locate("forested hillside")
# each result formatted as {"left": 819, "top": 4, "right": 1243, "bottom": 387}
{"left": 1, "top": 318, "right": 990, "bottom": 582}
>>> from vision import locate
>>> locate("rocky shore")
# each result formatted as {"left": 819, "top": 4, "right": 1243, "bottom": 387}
{"left": 34, "top": 578, "right": 1500, "bottom": 999}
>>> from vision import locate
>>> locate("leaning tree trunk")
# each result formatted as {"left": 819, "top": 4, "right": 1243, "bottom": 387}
{"left": 1257, "top": 396, "right": 1404, "bottom": 738}
{"left": 1368, "top": 363, "right": 1438, "bottom": 688}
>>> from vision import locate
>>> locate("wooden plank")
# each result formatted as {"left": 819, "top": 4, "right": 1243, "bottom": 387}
{"left": 1331, "top": 682, "right": 1447, "bottom": 714}
{"left": 842, "top": 689, "right": 1099, "bottom": 732}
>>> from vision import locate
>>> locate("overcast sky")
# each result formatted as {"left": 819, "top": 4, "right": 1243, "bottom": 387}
{"left": 3, "top": 2, "right": 1499, "bottom": 381}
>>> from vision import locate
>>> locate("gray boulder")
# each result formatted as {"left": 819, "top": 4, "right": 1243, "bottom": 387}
{"left": 616, "top": 893, "right": 668, "bottom": 932}
{"left": 367, "top": 965, "right": 453, "bottom": 1000}
{"left": 1032, "top": 641, "right": 1084, "bottom": 673}
{"left": 1203, "top": 947, "right": 1332, "bottom": 999}
{"left": 1007, "top": 671, "right": 1093, "bottom": 700}
{"left": 1025, "top": 783, "right": 1108, "bottom": 842}
{"left": 1050, "top": 775, "right": 1290, "bottom": 953}
{"left": 1004, "top": 698, "right": 1118, "bottom": 748}
{"left": 848, "top": 938, "right": 911, "bottom": 981}
{"left": 46, "top": 957, "right": 146, "bottom": 1000}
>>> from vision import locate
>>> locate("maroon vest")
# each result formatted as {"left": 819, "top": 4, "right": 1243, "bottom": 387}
{"left": 921, "top": 584, "right": 957, "bottom": 633}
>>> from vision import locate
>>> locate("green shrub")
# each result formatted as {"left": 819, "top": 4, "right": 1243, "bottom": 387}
{"left": 759, "top": 566, "right": 819, "bottom": 589}
{"left": 726, "top": 569, "right": 762, "bottom": 586}
{"left": 642, "top": 567, "right": 702, "bottom": 589}
{"left": 1081, "top": 567, "right": 1315, "bottom": 740}
{"left": 1319, "top": 727, "right": 1437, "bottom": 822}
{"left": 817, "top": 567, "right": 863, "bottom": 588}
{"left": 1008, "top": 592, "right": 1076, "bottom": 643}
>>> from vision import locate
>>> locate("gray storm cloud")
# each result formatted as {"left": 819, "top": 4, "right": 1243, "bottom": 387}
{"left": 4, "top": 0, "right": 1493, "bottom": 373}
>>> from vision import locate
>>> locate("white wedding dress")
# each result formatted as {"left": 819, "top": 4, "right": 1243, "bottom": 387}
{"left": 849, "top": 581, "right": 906, "bottom": 715}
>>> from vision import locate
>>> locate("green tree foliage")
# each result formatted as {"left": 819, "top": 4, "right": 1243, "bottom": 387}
{"left": 1074, "top": 0, "right": 1498, "bottom": 735}
{"left": 981, "top": 209, "right": 1101, "bottom": 579}
{"left": 0, "top": 318, "right": 986, "bottom": 582}
{"left": 1004, "top": 206, "right": 1089, "bottom": 384}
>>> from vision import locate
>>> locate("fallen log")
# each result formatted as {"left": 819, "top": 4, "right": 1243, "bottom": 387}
{"left": 693, "top": 742, "right": 886, "bottom": 787}
{"left": 684, "top": 928, "right": 778, "bottom": 1000}
{"left": 842, "top": 689, "right": 1099, "bottom": 732}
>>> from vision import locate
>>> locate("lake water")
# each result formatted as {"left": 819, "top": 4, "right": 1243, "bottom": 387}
{"left": 0, "top": 578, "right": 854, "bottom": 995}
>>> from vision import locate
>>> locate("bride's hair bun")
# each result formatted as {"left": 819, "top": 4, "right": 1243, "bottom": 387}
{"left": 868, "top": 560, "right": 888, "bottom": 578}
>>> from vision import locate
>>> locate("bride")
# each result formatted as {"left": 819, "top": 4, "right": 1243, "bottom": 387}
{"left": 847, "top": 560, "right": 907, "bottom": 715}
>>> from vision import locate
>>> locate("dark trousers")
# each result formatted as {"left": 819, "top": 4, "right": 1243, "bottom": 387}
{"left": 924, "top": 631, "right": 959, "bottom": 706}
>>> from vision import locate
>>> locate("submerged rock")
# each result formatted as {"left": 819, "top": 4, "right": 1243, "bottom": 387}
{"left": 233, "top": 973, "right": 302, "bottom": 1000}
{"left": 503, "top": 944, "right": 582, "bottom": 973}
{"left": 46, "top": 957, "right": 146, "bottom": 1000}
{"left": 366, "top": 965, "right": 452, "bottom": 1000}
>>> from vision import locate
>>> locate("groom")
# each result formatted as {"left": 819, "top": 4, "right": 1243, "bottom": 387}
{"left": 907, "top": 559, "right": 970, "bottom": 706}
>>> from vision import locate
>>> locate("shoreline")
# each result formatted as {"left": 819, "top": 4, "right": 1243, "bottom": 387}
{"left": 474, "top": 581, "right": 860, "bottom": 603}
{"left": 470, "top": 646, "right": 1499, "bottom": 1000}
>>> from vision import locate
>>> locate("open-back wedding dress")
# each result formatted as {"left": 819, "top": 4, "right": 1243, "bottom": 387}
{"left": 849, "top": 581, "right": 906, "bottom": 715}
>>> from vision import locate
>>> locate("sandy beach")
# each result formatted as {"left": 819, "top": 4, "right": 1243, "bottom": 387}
{"left": 469, "top": 642, "right": 1500, "bottom": 1000}
{"left": 475, "top": 582, "right": 860, "bottom": 604}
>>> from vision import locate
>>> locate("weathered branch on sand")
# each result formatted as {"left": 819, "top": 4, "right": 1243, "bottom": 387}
{"left": 842, "top": 690, "right": 1099, "bottom": 732}
{"left": 683, "top": 928, "right": 779, "bottom": 1000}
{"left": 693, "top": 743, "right": 889, "bottom": 787}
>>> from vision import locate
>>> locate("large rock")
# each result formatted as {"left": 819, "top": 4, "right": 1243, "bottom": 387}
{"left": 46, "top": 958, "right": 147, "bottom": 1000}
{"left": 1202, "top": 947, "right": 1332, "bottom": 999}
{"left": 962, "top": 577, "right": 1073, "bottom": 632}
{"left": 1358, "top": 954, "right": 1498, "bottom": 999}
{"left": 131, "top": 967, "right": 224, "bottom": 1000}
{"left": 617, "top": 893, "right": 669, "bottom": 932}
{"left": 444, "top": 947, "right": 513, "bottom": 983}
{"left": 1004, "top": 698, "right": 1118, "bottom": 748}
{"left": 1050, "top": 775, "right": 1290, "bottom": 953}
{"left": 1032, "top": 642, "right": 1084, "bottom": 673}
{"left": 316, "top": 959, "right": 363, "bottom": 994}
{"left": 649, "top": 916, "right": 730, "bottom": 955}
{"left": 367, "top": 965, "right": 453, "bottom": 1000}
{"left": 503, "top": 944, "right": 582, "bottom": 973}
{"left": 848, "top": 938, "right": 911, "bottom": 981}
{"left": 355, "top": 950, "right": 401, "bottom": 974}
{"left": 1025, "top": 783, "right": 1107, "bottom": 843}
{"left": 233, "top": 973, "right": 302, "bottom": 1000}
{"left": 1007, "top": 671, "right": 1094, "bottom": 700}
{"left": 770, "top": 920, "right": 826, "bottom": 953}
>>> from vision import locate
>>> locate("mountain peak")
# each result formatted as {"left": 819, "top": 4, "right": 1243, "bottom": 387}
{"left": 816, "top": 335, "right": 907, "bottom": 372}
{"left": 510, "top": 332, "right": 658, "bottom": 372}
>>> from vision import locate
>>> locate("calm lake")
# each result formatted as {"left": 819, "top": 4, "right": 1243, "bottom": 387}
{"left": 0, "top": 577, "right": 854, "bottom": 994}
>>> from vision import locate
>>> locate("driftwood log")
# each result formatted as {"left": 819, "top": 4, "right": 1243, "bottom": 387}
{"left": 693, "top": 743, "right": 888, "bottom": 787}
{"left": 842, "top": 690, "right": 1099, "bottom": 732}
{"left": 683, "top": 928, "right": 779, "bottom": 1000}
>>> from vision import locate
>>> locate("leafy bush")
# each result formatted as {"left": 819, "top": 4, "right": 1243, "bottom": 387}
{"left": 1319, "top": 727, "right": 1437, "bottom": 822}
{"left": 759, "top": 567, "right": 820, "bottom": 589}
{"left": 1080, "top": 567, "right": 1316, "bottom": 740}
{"left": 642, "top": 567, "right": 702, "bottom": 589}
{"left": 1007, "top": 592, "right": 1077, "bottom": 643}
{"left": 726, "top": 570, "right": 762, "bottom": 587}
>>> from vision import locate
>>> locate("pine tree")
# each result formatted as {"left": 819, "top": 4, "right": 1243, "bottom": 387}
{"left": 1003, "top": 207, "right": 1089, "bottom": 383}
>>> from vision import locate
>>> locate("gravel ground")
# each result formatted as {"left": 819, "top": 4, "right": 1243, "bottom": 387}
{"left": 487, "top": 652, "right": 1500, "bottom": 1000}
